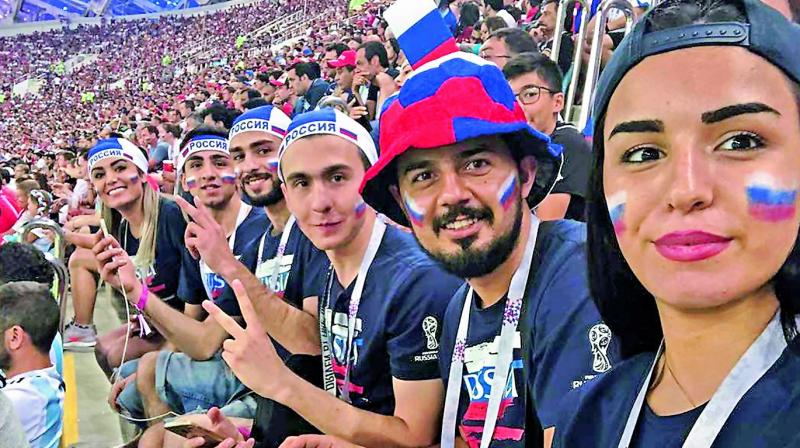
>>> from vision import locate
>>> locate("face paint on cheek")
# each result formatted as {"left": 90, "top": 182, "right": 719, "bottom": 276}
{"left": 403, "top": 192, "right": 425, "bottom": 226}
{"left": 607, "top": 191, "right": 627, "bottom": 235}
{"left": 354, "top": 198, "right": 367, "bottom": 218}
{"left": 186, "top": 176, "right": 198, "bottom": 189}
{"left": 221, "top": 173, "right": 237, "bottom": 185}
{"left": 129, "top": 174, "right": 139, "bottom": 183}
{"left": 746, "top": 173, "right": 798, "bottom": 222}
{"left": 497, "top": 173, "right": 518, "bottom": 211}
{"left": 266, "top": 159, "right": 279, "bottom": 174}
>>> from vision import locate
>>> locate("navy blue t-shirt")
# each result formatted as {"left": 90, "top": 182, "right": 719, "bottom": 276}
{"left": 178, "top": 205, "right": 269, "bottom": 315}
{"left": 216, "top": 220, "right": 329, "bottom": 317}
{"left": 554, "top": 345, "right": 800, "bottom": 447}
{"left": 119, "top": 198, "right": 186, "bottom": 305}
{"left": 322, "top": 225, "right": 464, "bottom": 416}
{"left": 438, "top": 220, "right": 617, "bottom": 447}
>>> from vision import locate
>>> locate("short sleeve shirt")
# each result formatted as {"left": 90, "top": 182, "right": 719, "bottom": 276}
{"left": 321, "top": 225, "right": 464, "bottom": 415}
{"left": 550, "top": 122, "right": 592, "bottom": 221}
{"left": 2, "top": 367, "right": 64, "bottom": 448}
{"left": 438, "top": 220, "right": 617, "bottom": 447}
{"left": 178, "top": 205, "right": 269, "bottom": 312}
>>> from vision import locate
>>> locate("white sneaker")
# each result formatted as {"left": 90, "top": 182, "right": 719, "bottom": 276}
{"left": 63, "top": 320, "right": 97, "bottom": 349}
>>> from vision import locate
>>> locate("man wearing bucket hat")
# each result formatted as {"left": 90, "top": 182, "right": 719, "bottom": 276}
{"left": 100, "top": 126, "right": 270, "bottom": 445}
{"left": 359, "top": 0, "right": 615, "bottom": 447}
{"left": 199, "top": 108, "right": 464, "bottom": 447}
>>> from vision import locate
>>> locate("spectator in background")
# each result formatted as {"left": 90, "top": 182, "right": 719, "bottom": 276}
{"left": 504, "top": 53, "right": 591, "bottom": 221}
{"left": 322, "top": 43, "right": 349, "bottom": 82}
{"left": 253, "top": 73, "right": 276, "bottom": 100}
{"left": 355, "top": 41, "right": 397, "bottom": 119}
{"left": 13, "top": 164, "right": 30, "bottom": 184}
{"left": 287, "top": 62, "right": 331, "bottom": 116}
{"left": 483, "top": 0, "right": 505, "bottom": 17}
{"left": 0, "top": 172, "right": 21, "bottom": 235}
{"left": 480, "top": 27, "right": 539, "bottom": 69}
{"left": 139, "top": 125, "right": 170, "bottom": 171}
{"left": 439, "top": 0, "right": 458, "bottom": 35}
{"left": 202, "top": 106, "right": 240, "bottom": 130}
{"left": 177, "top": 100, "right": 195, "bottom": 120}
{"left": 536, "top": 0, "right": 575, "bottom": 75}
{"left": 234, "top": 88, "right": 262, "bottom": 112}
{"left": 328, "top": 50, "right": 358, "bottom": 104}
{"left": 270, "top": 73, "right": 295, "bottom": 118}
{"left": 0, "top": 282, "right": 63, "bottom": 448}
{"left": 184, "top": 112, "right": 204, "bottom": 134}
{"left": 158, "top": 123, "right": 182, "bottom": 162}
{"left": 456, "top": 2, "right": 481, "bottom": 42}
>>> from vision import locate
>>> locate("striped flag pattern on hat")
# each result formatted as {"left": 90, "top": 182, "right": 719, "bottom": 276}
{"left": 384, "top": 0, "right": 459, "bottom": 70}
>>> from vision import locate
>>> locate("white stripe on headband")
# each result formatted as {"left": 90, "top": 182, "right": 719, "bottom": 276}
{"left": 229, "top": 119, "right": 288, "bottom": 140}
{"left": 185, "top": 138, "right": 229, "bottom": 154}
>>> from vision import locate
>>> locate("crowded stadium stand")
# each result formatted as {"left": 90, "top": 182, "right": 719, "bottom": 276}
{"left": 0, "top": 0, "right": 798, "bottom": 446}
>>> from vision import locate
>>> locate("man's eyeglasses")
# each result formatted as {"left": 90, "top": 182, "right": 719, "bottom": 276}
{"left": 514, "top": 85, "right": 558, "bottom": 105}
{"left": 479, "top": 51, "right": 512, "bottom": 61}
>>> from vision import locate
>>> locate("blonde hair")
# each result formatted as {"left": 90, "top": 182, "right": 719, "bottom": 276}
{"left": 101, "top": 173, "right": 161, "bottom": 274}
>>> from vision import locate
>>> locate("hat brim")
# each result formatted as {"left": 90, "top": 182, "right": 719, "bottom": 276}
{"left": 362, "top": 128, "right": 563, "bottom": 227}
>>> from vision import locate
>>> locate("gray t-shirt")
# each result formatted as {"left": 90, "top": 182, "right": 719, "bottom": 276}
{"left": 0, "top": 391, "right": 28, "bottom": 448}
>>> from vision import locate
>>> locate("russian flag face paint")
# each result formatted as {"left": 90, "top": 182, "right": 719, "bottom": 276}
{"left": 497, "top": 174, "right": 517, "bottom": 211}
{"left": 404, "top": 192, "right": 425, "bottom": 226}
{"left": 354, "top": 199, "right": 367, "bottom": 218}
{"left": 607, "top": 191, "right": 627, "bottom": 235}
{"left": 221, "top": 173, "right": 237, "bottom": 185}
{"left": 746, "top": 173, "right": 798, "bottom": 222}
{"left": 186, "top": 176, "right": 198, "bottom": 189}
{"left": 265, "top": 159, "right": 279, "bottom": 174}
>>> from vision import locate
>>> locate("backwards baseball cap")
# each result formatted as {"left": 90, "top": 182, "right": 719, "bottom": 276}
{"left": 87, "top": 138, "right": 149, "bottom": 174}
{"left": 359, "top": 0, "right": 563, "bottom": 226}
{"left": 277, "top": 109, "right": 378, "bottom": 182}
{"left": 328, "top": 50, "right": 357, "bottom": 68}
{"left": 177, "top": 134, "right": 229, "bottom": 174}
{"left": 229, "top": 105, "right": 291, "bottom": 142}
{"left": 593, "top": 0, "right": 800, "bottom": 131}
{"left": 269, "top": 73, "right": 288, "bottom": 87}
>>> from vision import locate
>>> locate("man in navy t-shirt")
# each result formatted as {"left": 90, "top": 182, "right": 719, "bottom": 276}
{"left": 359, "top": 3, "right": 614, "bottom": 447}
{"left": 198, "top": 109, "right": 464, "bottom": 447}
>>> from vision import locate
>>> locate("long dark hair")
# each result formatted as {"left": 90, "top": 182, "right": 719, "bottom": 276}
{"left": 587, "top": 0, "right": 800, "bottom": 359}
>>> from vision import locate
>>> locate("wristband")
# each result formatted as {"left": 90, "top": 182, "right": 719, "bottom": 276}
{"left": 237, "top": 427, "right": 251, "bottom": 439}
{"left": 136, "top": 282, "right": 149, "bottom": 312}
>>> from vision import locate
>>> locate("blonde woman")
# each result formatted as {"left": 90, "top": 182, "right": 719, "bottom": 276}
{"left": 64, "top": 138, "right": 187, "bottom": 378}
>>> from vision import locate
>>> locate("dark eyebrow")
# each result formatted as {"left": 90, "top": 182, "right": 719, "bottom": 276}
{"left": 701, "top": 102, "right": 781, "bottom": 124}
{"left": 402, "top": 159, "right": 433, "bottom": 176}
{"left": 322, "top": 164, "right": 353, "bottom": 177}
{"left": 248, "top": 139, "right": 273, "bottom": 150}
{"left": 609, "top": 120, "right": 665, "bottom": 139}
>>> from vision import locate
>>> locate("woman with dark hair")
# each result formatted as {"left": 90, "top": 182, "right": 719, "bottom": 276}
{"left": 554, "top": 0, "right": 800, "bottom": 446}
{"left": 456, "top": 1, "right": 481, "bottom": 42}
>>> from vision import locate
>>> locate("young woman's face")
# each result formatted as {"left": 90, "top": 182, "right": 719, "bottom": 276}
{"left": 27, "top": 197, "right": 38, "bottom": 216}
{"left": 90, "top": 158, "right": 146, "bottom": 210}
{"left": 603, "top": 46, "right": 800, "bottom": 310}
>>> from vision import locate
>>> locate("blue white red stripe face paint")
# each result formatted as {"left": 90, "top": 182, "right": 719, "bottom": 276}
{"left": 186, "top": 176, "right": 198, "bottom": 189}
{"left": 354, "top": 199, "right": 367, "bottom": 218}
{"left": 497, "top": 174, "right": 517, "bottom": 211}
{"left": 607, "top": 191, "right": 627, "bottom": 235}
{"left": 746, "top": 172, "right": 798, "bottom": 222}
{"left": 265, "top": 159, "right": 279, "bottom": 174}
{"left": 221, "top": 172, "right": 237, "bottom": 185}
{"left": 404, "top": 192, "right": 425, "bottom": 226}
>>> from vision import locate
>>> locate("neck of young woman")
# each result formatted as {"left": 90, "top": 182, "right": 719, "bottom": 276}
{"left": 327, "top": 210, "right": 377, "bottom": 288}
{"left": 265, "top": 200, "right": 291, "bottom": 236}
{"left": 211, "top": 197, "right": 242, "bottom": 237}
{"left": 468, "top": 210, "right": 532, "bottom": 309}
{"left": 649, "top": 285, "right": 779, "bottom": 415}
{"left": 119, "top": 198, "right": 146, "bottom": 238}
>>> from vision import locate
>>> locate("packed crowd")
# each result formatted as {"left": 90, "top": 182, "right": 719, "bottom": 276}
{"left": 0, "top": 0, "right": 799, "bottom": 447}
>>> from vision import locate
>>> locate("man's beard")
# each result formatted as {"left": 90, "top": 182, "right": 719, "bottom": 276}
{"left": 418, "top": 197, "right": 523, "bottom": 279}
{"left": 243, "top": 178, "right": 284, "bottom": 207}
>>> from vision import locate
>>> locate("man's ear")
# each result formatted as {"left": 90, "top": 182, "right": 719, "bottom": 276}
{"left": 6, "top": 326, "right": 24, "bottom": 351}
{"left": 553, "top": 92, "right": 565, "bottom": 115}
{"left": 518, "top": 155, "right": 538, "bottom": 199}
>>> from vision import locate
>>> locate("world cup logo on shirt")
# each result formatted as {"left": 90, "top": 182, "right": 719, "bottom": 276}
{"left": 588, "top": 323, "right": 612, "bottom": 373}
{"left": 422, "top": 316, "right": 439, "bottom": 350}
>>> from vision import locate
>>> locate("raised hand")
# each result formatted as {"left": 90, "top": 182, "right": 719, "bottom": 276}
{"left": 92, "top": 232, "right": 139, "bottom": 298}
{"left": 174, "top": 195, "right": 236, "bottom": 272}
{"left": 203, "top": 280, "right": 289, "bottom": 399}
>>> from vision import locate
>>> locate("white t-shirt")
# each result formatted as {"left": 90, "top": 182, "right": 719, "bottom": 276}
{"left": 2, "top": 367, "right": 64, "bottom": 448}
